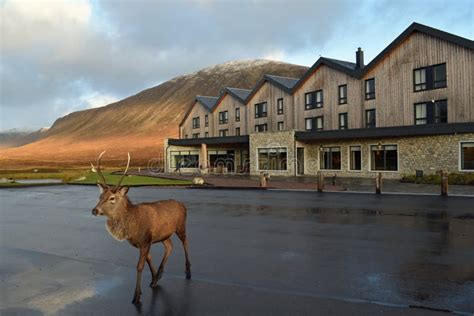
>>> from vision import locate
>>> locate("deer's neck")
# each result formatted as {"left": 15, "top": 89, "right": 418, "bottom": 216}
{"left": 105, "top": 199, "right": 137, "bottom": 242}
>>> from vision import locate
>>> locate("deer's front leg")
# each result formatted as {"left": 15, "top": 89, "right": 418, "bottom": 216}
{"left": 132, "top": 244, "right": 150, "bottom": 304}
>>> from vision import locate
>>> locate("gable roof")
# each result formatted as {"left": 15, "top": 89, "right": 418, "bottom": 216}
{"left": 211, "top": 87, "right": 251, "bottom": 112}
{"left": 292, "top": 22, "right": 473, "bottom": 91}
{"left": 179, "top": 95, "right": 218, "bottom": 127}
{"left": 245, "top": 74, "right": 300, "bottom": 103}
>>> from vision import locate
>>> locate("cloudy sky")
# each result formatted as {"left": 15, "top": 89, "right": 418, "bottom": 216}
{"left": 0, "top": 0, "right": 472, "bottom": 131}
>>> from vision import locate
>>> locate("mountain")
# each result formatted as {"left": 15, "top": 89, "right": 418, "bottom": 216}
{"left": 0, "top": 128, "right": 48, "bottom": 149}
{"left": 0, "top": 60, "right": 308, "bottom": 168}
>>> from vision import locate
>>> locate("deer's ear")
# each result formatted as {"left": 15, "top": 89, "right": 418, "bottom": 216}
{"left": 118, "top": 186, "right": 129, "bottom": 196}
{"left": 97, "top": 183, "right": 108, "bottom": 194}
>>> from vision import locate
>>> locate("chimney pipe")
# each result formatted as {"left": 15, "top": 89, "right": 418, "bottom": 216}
{"left": 356, "top": 47, "right": 364, "bottom": 69}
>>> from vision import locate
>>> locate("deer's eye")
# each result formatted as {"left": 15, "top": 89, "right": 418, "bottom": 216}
{"left": 109, "top": 196, "right": 115, "bottom": 202}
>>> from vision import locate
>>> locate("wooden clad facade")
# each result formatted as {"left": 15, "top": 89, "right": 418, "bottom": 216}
{"left": 212, "top": 93, "right": 247, "bottom": 137}
{"left": 180, "top": 101, "right": 212, "bottom": 139}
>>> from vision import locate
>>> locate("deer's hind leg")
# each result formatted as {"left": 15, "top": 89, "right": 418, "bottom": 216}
{"left": 176, "top": 227, "right": 191, "bottom": 279}
{"left": 132, "top": 243, "right": 150, "bottom": 304}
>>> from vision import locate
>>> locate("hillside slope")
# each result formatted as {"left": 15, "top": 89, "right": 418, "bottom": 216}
{"left": 0, "top": 128, "right": 48, "bottom": 149}
{"left": 0, "top": 60, "right": 307, "bottom": 168}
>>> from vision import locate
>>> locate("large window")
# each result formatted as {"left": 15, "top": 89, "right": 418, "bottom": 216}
{"left": 219, "top": 129, "right": 228, "bottom": 137}
{"left": 255, "top": 102, "right": 267, "bottom": 118}
{"left": 371, "top": 145, "right": 398, "bottom": 171}
{"left": 339, "top": 113, "right": 348, "bottom": 130}
{"left": 219, "top": 111, "right": 228, "bottom": 124}
{"left": 414, "top": 100, "right": 447, "bottom": 125}
{"left": 258, "top": 148, "right": 287, "bottom": 171}
{"left": 171, "top": 150, "right": 199, "bottom": 169}
{"left": 320, "top": 147, "right": 341, "bottom": 170}
{"left": 255, "top": 123, "right": 267, "bottom": 132}
{"left": 366, "top": 109, "right": 376, "bottom": 128}
{"left": 277, "top": 98, "right": 284, "bottom": 115}
{"left": 365, "top": 78, "right": 375, "bottom": 100}
{"left": 349, "top": 146, "right": 362, "bottom": 171}
{"left": 460, "top": 142, "right": 474, "bottom": 171}
{"left": 235, "top": 108, "right": 240, "bottom": 122}
{"left": 305, "top": 90, "right": 323, "bottom": 110}
{"left": 192, "top": 133, "right": 199, "bottom": 139}
{"left": 192, "top": 117, "right": 200, "bottom": 129}
{"left": 413, "top": 63, "right": 447, "bottom": 91}
{"left": 305, "top": 116, "right": 323, "bottom": 131}
{"left": 338, "top": 84, "right": 347, "bottom": 104}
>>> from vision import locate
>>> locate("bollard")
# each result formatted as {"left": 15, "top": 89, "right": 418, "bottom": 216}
{"left": 317, "top": 171, "right": 324, "bottom": 192}
{"left": 441, "top": 169, "right": 448, "bottom": 196}
{"left": 375, "top": 172, "right": 382, "bottom": 194}
{"left": 332, "top": 174, "right": 337, "bottom": 186}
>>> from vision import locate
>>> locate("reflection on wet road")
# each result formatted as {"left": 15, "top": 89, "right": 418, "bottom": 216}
{"left": 1, "top": 186, "right": 473, "bottom": 315}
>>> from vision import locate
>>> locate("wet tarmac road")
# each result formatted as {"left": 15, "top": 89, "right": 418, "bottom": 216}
{"left": 1, "top": 186, "right": 473, "bottom": 315}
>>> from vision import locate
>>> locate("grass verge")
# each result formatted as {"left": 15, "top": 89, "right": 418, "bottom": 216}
{"left": 69, "top": 172, "right": 191, "bottom": 186}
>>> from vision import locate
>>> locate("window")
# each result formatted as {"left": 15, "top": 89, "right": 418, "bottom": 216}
{"left": 219, "top": 129, "right": 228, "bottom": 137}
{"left": 414, "top": 100, "right": 447, "bottom": 125}
{"left": 460, "top": 142, "right": 474, "bottom": 171}
{"left": 305, "top": 116, "right": 323, "bottom": 131}
{"left": 338, "top": 85, "right": 347, "bottom": 104}
{"left": 366, "top": 109, "right": 376, "bottom": 128}
{"left": 255, "top": 124, "right": 267, "bottom": 132}
{"left": 192, "top": 133, "right": 199, "bottom": 139}
{"left": 278, "top": 121, "right": 284, "bottom": 131}
{"left": 171, "top": 150, "right": 199, "bottom": 169}
{"left": 320, "top": 147, "right": 341, "bottom": 170}
{"left": 365, "top": 78, "right": 375, "bottom": 100}
{"left": 192, "top": 117, "right": 200, "bottom": 129}
{"left": 219, "top": 111, "right": 228, "bottom": 124}
{"left": 205, "top": 115, "right": 209, "bottom": 127}
{"left": 277, "top": 98, "right": 284, "bottom": 115}
{"left": 235, "top": 127, "right": 240, "bottom": 136}
{"left": 258, "top": 148, "right": 287, "bottom": 171}
{"left": 205, "top": 132, "right": 209, "bottom": 138}
{"left": 371, "top": 145, "right": 398, "bottom": 171}
{"left": 305, "top": 90, "right": 323, "bottom": 110}
{"left": 414, "top": 63, "right": 447, "bottom": 91}
{"left": 184, "top": 134, "right": 188, "bottom": 139}
{"left": 235, "top": 108, "right": 240, "bottom": 122}
{"left": 255, "top": 102, "right": 267, "bottom": 118}
{"left": 339, "top": 113, "right": 348, "bottom": 130}
{"left": 349, "top": 146, "right": 362, "bottom": 171}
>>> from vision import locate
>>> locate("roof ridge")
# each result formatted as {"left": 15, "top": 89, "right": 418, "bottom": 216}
{"left": 266, "top": 74, "right": 300, "bottom": 80}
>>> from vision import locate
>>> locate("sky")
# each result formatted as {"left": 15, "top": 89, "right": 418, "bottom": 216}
{"left": 0, "top": 0, "right": 472, "bottom": 131}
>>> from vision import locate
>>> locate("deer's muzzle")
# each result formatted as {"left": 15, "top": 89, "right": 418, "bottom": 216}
{"left": 92, "top": 207, "right": 102, "bottom": 216}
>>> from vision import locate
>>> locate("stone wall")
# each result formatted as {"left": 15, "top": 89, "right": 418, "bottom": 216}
{"left": 298, "top": 133, "right": 474, "bottom": 179}
{"left": 249, "top": 130, "right": 296, "bottom": 176}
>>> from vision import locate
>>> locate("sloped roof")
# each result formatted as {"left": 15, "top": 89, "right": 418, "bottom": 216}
{"left": 245, "top": 74, "right": 300, "bottom": 103}
{"left": 179, "top": 95, "right": 218, "bottom": 127}
{"left": 266, "top": 75, "right": 300, "bottom": 90}
{"left": 211, "top": 87, "right": 251, "bottom": 112}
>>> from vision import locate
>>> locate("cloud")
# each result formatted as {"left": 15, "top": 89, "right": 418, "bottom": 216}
{"left": 0, "top": 0, "right": 472, "bottom": 130}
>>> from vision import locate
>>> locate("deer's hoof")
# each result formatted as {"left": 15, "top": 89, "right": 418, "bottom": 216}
{"left": 186, "top": 271, "right": 192, "bottom": 279}
{"left": 132, "top": 293, "right": 141, "bottom": 305}
{"left": 150, "top": 278, "right": 159, "bottom": 288}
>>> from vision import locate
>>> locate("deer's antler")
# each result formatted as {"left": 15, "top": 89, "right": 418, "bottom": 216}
{"left": 94, "top": 150, "right": 107, "bottom": 185}
{"left": 116, "top": 152, "right": 131, "bottom": 187}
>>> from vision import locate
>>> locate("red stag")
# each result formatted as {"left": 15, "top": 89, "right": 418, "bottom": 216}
{"left": 91, "top": 151, "right": 191, "bottom": 304}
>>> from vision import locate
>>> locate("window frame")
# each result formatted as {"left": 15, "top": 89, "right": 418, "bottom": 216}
{"left": 459, "top": 141, "right": 474, "bottom": 172}
{"left": 204, "top": 131, "right": 209, "bottom": 138}
{"left": 235, "top": 108, "right": 240, "bottom": 122}
{"left": 219, "top": 129, "right": 229, "bottom": 137}
{"left": 255, "top": 123, "right": 268, "bottom": 133}
{"left": 414, "top": 99, "right": 448, "bottom": 125}
{"left": 255, "top": 102, "right": 268, "bottom": 118}
{"left": 205, "top": 114, "right": 209, "bottom": 127}
{"left": 369, "top": 144, "right": 399, "bottom": 172}
{"left": 305, "top": 116, "right": 323, "bottom": 131}
{"left": 348, "top": 145, "right": 362, "bottom": 171}
{"left": 365, "top": 78, "right": 375, "bottom": 100}
{"left": 319, "top": 146, "right": 342, "bottom": 171}
{"left": 218, "top": 111, "right": 229, "bottom": 124}
{"left": 235, "top": 127, "right": 240, "bottom": 136}
{"left": 338, "top": 84, "right": 347, "bottom": 105}
{"left": 277, "top": 98, "right": 284, "bottom": 115}
{"left": 305, "top": 90, "right": 323, "bottom": 110}
{"left": 339, "top": 113, "right": 348, "bottom": 130}
{"left": 413, "top": 63, "right": 447, "bottom": 92}
{"left": 192, "top": 117, "right": 200, "bottom": 129}
{"left": 192, "top": 133, "right": 200, "bottom": 139}
{"left": 365, "top": 109, "right": 376, "bottom": 128}
{"left": 277, "top": 121, "right": 284, "bottom": 131}
{"left": 257, "top": 147, "right": 288, "bottom": 171}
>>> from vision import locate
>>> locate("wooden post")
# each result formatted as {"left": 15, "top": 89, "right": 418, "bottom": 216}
{"left": 259, "top": 172, "right": 269, "bottom": 188}
{"left": 332, "top": 174, "right": 337, "bottom": 186}
{"left": 375, "top": 172, "right": 382, "bottom": 195}
{"left": 200, "top": 143, "right": 208, "bottom": 174}
{"left": 317, "top": 171, "right": 324, "bottom": 192}
{"left": 441, "top": 169, "right": 448, "bottom": 196}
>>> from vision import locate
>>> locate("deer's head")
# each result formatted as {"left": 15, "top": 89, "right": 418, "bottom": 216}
{"left": 91, "top": 151, "right": 131, "bottom": 217}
